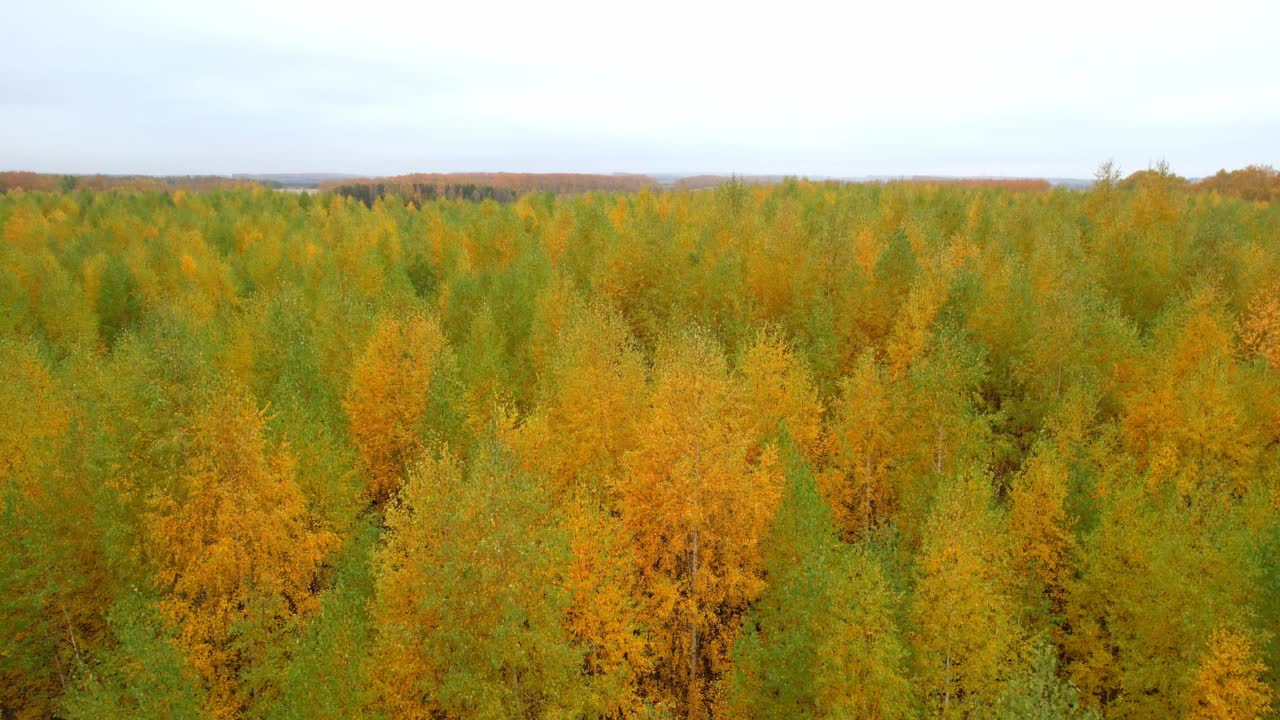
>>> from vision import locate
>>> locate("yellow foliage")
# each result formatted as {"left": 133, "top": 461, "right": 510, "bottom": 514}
{"left": 911, "top": 473, "right": 1017, "bottom": 718}
{"left": 1238, "top": 282, "right": 1280, "bottom": 369}
{"left": 823, "top": 349, "right": 897, "bottom": 539}
{"left": 146, "top": 388, "right": 334, "bottom": 718}
{"left": 80, "top": 253, "right": 107, "bottom": 318}
{"left": 371, "top": 446, "right": 584, "bottom": 719}
{"left": 516, "top": 302, "right": 645, "bottom": 495}
{"left": 563, "top": 494, "right": 649, "bottom": 717}
{"left": 1008, "top": 447, "right": 1075, "bottom": 609}
{"left": 1122, "top": 285, "right": 1262, "bottom": 495}
{"left": 885, "top": 271, "right": 950, "bottom": 379}
{"left": 1185, "top": 628, "right": 1272, "bottom": 720}
{"left": 369, "top": 452, "right": 459, "bottom": 720}
{"left": 620, "top": 329, "right": 783, "bottom": 718}
{"left": 736, "top": 328, "right": 823, "bottom": 461}
{"left": 344, "top": 311, "right": 450, "bottom": 505}
{"left": 0, "top": 341, "right": 70, "bottom": 492}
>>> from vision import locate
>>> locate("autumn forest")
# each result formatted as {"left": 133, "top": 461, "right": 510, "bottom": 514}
{"left": 3, "top": 167, "right": 1280, "bottom": 719}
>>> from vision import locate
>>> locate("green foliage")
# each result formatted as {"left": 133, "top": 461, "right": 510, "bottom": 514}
{"left": 370, "top": 439, "right": 586, "bottom": 718}
{"left": 996, "top": 638, "right": 1099, "bottom": 720}
{"left": 726, "top": 443, "right": 836, "bottom": 717}
{"left": 250, "top": 523, "right": 383, "bottom": 720}
{"left": 727, "top": 442, "right": 912, "bottom": 719}
{"left": 61, "top": 592, "right": 207, "bottom": 720}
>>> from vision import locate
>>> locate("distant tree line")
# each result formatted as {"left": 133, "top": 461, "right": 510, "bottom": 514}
{"left": 319, "top": 172, "right": 661, "bottom": 196}
{"left": 0, "top": 172, "right": 268, "bottom": 193}
{"left": 1192, "top": 165, "right": 1280, "bottom": 203}
{"left": 333, "top": 182, "right": 522, "bottom": 206}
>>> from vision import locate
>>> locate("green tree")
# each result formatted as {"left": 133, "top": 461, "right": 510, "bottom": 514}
{"left": 370, "top": 441, "right": 585, "bottom": 719}
{"left": 727, "top": 442, "right": 913, "bottom": 719}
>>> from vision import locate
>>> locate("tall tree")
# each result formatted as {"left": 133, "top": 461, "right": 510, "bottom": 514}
{"left": 824, "top": 349, "right": 898, "bottom": 539}
{"left": 1238, "top": 282, "right": 1280, "bottom": 369}
{"left": 249, "top": 523, "right": 382, "bottom": 720}
{"left": 1008, "top": 445, "right": 1076, "bottom": 621}
{"left": 728, "top": 443, "right": 912, "bottom": 719}
{"left": 369, "top": 442, "right": 585, "bottom": 719}
{"left": 620, "top": 328, "right": 783, "bottom": 718}
{"left": 344, "top": 310, "right": 455, "bottom": 506}
{"left": 736, "top": 329, "right": 823, "bottom": 462}
{"left": 562, "top": 491, "right": 650, "bottom": 718}
{"left": 1063, "top": 481, "right": 1266, "bottom": 719}
{"left": 512, "top": 301, "right": 646, "bottom": 496}
{"left": 910, "top": 471, "right": 1017, "bottom": 718}
{"left": 145, "top": 386, "right": 334, "bottom": 718}
{"left": 0, "top": 339, "right": 113, "bottom": 720}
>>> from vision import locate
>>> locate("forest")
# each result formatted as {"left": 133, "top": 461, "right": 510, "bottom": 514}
{"left": 1, "top": 166, "right": 1279, "bottom": 719}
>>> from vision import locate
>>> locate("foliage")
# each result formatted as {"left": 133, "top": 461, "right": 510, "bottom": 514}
{"left": 1, "top": 176, "right": 1278, "bottom": 718}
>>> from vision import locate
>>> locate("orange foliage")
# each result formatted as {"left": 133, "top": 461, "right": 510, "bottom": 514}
{"left": 1193, "top": 165, "right": 1280, "bottom": 203}
{"left": 344, "top": 311, "right": 451, "bottom": 505}
{"left": 1185, "top": 628, "right": 1272, "bottom": 720}
{"left": 620, "top": 329, "right": 783, "bottom": 718}
{"left": 146, "top": 388, "right": 334, "bottom": 718}
{"left": 1238, "top": 282, "right": 1280, "bottom": 368}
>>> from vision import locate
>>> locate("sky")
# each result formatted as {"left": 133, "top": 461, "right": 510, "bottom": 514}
{"left": 3, "top": 0, "right": 1277, "bottom": 179}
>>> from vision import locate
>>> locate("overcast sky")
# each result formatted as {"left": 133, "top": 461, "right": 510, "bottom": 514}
{"left": 3, "top": 0, "right": 1277, "bottom": 178}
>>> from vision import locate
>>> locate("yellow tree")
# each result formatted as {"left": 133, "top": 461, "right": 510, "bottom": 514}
{"left": 563, "top": 491, "right": 650, "bottom": 718}
{"left": 911, "top": 471, "right": 1017, "bottom": 718}
{"left": 146, "top": 386, "right": 334, "bottom": 719}
{"left": 815, "top": 548, "right": 915, "bottom": 720}
{"left": 1008, "top": 445, "right": 1075, "bottom": 617}
{"left": 620, "top": 328, "right": 783, "bottom": 718}
{"left": 526, "top": 272, "right": 576, "bottom": 379}
{"left": 343, "top": 310, "right": 453, "bottom": 506}
{"left": 0, "top": 339, "right": 70, "bottom": 493}
{"left": 456, "top": 304, "right": 511, "bottom": 434}
{"left": 1062, "top": 478, "right": 1264, "bottom": 719}
{"left": 1122, "top": 284, "right": 1260, "bottom": 496}
{"left": 736, "top": 328, "right": 823, "bottom": 463}
{"left": 506, "top": 302, "right": 651, "bottom": 713}
{"left": 884, "top": 270, "right": 951, "bottom": 380}
{"left": 1238, "top": 282, "right": 1280, "bottom": 369}
{"left": 512, "top": 301, "right": 646, "bottom": 496}
{"left": 823, "top": 349, "right": 898, "bottom": 540}
{"left": 1185, "top": 628, "right": 1272, "bottom": 720}
{"left": 893, "top": 330, "right": 992, "bottom": 545}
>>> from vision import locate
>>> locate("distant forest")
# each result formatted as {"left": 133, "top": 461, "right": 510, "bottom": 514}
{"left": 0, "top": 172, "right": 267, "bottom": 194}
{"left": 323, "top": 172, "right": 662, "bottom": 205}
{"left": 6, "top": 165, "right": 1278, "bottom": 204}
